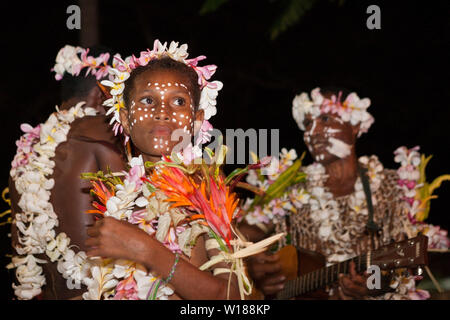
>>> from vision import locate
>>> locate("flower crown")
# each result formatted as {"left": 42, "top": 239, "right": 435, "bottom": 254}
{"left": 101, "top": 40, "right": 223, "bottom": 137}
{"left": 292, "top": 87, "right": 374, "bottom": 137}
{"left": 51, "top": 45, "right": 111, "bottom": 81}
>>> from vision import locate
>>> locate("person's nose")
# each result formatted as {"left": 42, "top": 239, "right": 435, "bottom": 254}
{"left": 154, "top": 103, "right": 170, "bottom": 122}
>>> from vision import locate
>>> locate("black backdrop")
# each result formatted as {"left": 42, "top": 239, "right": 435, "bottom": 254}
{"left": 1, "top": 0, "right": 449, "bottom": 299}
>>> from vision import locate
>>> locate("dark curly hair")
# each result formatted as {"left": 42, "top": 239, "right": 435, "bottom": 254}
{"left": 123, "top": 57, "right": 201, "bottom": 110}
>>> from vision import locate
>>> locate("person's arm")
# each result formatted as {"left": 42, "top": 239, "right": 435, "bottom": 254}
{"left": 85, "top": 217, "right": 241, "bottom": 300}
{"left": 237, "top": 219, "right": 274, "bottom": 243}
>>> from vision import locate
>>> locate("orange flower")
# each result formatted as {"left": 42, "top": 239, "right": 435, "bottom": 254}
{"left": 86, "top": 180, "right": 115, "bottom": 216}
{"left": 149, "top": 162, "right": 238, "bottom": 250}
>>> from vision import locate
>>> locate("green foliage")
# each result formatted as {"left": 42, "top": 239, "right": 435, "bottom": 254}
{"left": 200, "top": 0, "right": 347, "bottom": 39}
{"left": 270, "top": 0, "right": 318, "bottom": 40}
{"left": 200, "top": 0, "right": 230, "bottom": 15}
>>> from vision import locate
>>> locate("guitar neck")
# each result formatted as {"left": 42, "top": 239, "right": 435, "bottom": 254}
{"left": 276, "top": 253, "right": 369, "bottom": 300}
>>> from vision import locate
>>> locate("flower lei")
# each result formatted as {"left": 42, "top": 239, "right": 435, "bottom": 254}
{"left": 244, "top": 151, "right": 435, "bottom": 299}
{"left": 51, "top": 45, "right": 111, "bottom": 81}
{"left": 7, "top": 102, "right": 98, "bottom": 300}
{"left": 73, "top": 147, "right": 283, "bottom": 300}
{"left": 101, "top": 39, "right": 223, "bottom": 142}
{"left": 243, "top": 153, "right": 384, "bottom": 247}
{"left": 394, "top": 146, "right": 450, "bottom": 249}
{"left": 292, "top": 87, "right": 374, "bottom": 137}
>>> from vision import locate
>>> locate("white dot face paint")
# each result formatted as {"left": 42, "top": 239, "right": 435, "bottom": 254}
{"left": 130, "top": 77, "right": 197, "bottom": 155}
{"left": 326, "top": 137, "right": 352, "bottom": 159}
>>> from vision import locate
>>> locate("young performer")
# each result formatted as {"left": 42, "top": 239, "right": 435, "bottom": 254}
{"left": 8, "top": 45, "right": 125, "bottom": 299}
{"left": 240, "top": 88, "right": 449, "bottom": 299}
{"left": 56, "top": 40, "right": 281, "bottom": 300}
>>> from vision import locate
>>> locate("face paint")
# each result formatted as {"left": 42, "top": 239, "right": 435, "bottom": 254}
{"left": 326, "top": 137, "right": 351, "bottom": 158}
{"left": 127, "top": 68, "right": 200, "bottom": 158}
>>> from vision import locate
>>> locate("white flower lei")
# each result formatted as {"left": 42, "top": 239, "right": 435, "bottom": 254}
{"left": 8, "top": 102, "right": 98, "bottom": 299}
{"left": 244, "top": 154, "right": 384, "bottom": 247}
{"left": 292, "top": 87, "right": 374, "bottom": 137}
{"left": 76, "top": 155, "right": 218, "bottom": 300}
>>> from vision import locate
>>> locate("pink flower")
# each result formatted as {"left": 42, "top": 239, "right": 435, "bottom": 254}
{"left": 424, "top": 225, "right": 450, "bottom": 249}
{"left": 164, "top": 227, "right": 181, "bottom": 253}
{"left": 114, "top": 274, "right": 139, "bottom": 300}
{"left": 20, "top": 123, "right": 40, "bottom": 138}
{"left": 194, "top": 120, "right": 213, "bottom": 146}
{"left": 408, "top": 288, "right": 430, "bottom": 300}
{"left": 129, "top": 210, "right": 156, "bottom": 235}
{"left": 186, "top": 56, "right": 217, "bottom": 88}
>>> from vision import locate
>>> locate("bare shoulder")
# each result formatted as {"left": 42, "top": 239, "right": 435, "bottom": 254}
{"left": 68, "top": 114, "right": 117, "bottom": 143}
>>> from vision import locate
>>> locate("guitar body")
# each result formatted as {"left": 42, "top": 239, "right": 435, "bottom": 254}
{"left": 278, "top": 245, "right": 329, "bottom": 299}
{"left": 274, "top": 235, "right": 428, "bottom": 300}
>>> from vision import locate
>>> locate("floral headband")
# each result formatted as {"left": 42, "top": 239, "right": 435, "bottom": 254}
{"left": 51, "top": 45, "right": 111, "bottom": 81}
{"left": 101, "top": 40, "right": 223, "bottom": 138}
{"left": 292, "top": 87, "right": 374, "bottom": 137}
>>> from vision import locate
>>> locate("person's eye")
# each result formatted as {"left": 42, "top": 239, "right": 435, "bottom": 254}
{"left": 140, "top": 97, "right": 154, "bottom": 105}
{"left": 173, "top": 97, "right": 186, "bottom": 106}
{"left": 303, "top": 119, "right": 311, "bottom": 128}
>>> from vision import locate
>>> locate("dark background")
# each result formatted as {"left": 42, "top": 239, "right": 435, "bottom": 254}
{"left": 0, "top": 0, "right": 448, "bottom": 300}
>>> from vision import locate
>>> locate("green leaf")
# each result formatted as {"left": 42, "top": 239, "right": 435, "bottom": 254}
{"left": 208, "top": 229, "right": 229, "bottom": 253}
{"left": 199, "top": 0, "right": 229, "bottom": 15}
{"left": 270, "top": 0, "right": 318, "bottom": 40}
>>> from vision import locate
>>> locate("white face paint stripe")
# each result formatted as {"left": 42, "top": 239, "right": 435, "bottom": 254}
{"left": 326, "top": 137, "right": 352, "bottom": 159}
{"left": 326, "top": 128, "right": 342, "bottom": 134}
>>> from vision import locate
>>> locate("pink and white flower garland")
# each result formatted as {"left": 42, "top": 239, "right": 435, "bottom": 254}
{"left": 8, "top": 102, "right": 98, "bottom": 299}
{"left": 101, "top": 40, "right": 222, "bottom": 145}
{"left": 394, "top": 146, "right": 450, "bottom": 249}
{"left": 51, "top": 45, "right": 111, "bottom": 81}
{"left": 292, "top": 88, "right": 374, "bottom": 137}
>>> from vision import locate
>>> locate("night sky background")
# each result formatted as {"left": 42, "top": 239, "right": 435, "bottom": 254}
{"left": 0, "top": 0, "right": 449, "bottom": 300}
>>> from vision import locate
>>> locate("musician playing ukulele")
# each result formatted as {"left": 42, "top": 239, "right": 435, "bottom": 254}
{"left": 239, "top": 88, "right": 448, "bottom": 300}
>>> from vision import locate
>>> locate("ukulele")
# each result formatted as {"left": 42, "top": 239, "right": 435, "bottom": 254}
{"left": 275, "top": 234, "right": 429, "bottom": 299}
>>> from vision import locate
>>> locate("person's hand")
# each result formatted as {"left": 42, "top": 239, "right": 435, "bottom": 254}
{"left": 247, "top": 252, "right": 286, "bottom": 296}
{"left": 333, "top": 261, "right": 369, "bottom": 300}
{"left": 85, "top": 216, "right": 152, "bottom": 264}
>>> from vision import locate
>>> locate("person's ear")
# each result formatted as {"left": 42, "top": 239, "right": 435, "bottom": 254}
{"left": 86, "top": 86, "right": 106, "bottom": 114}
{"left": 119, "top": 107, "right": 131, "bottom": 137}
{"left": 193, "top": 108, "right": 204, "bottom": 136}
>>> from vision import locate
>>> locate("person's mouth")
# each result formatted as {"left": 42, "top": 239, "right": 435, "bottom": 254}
{"left": 150, "top": 125, "right": 172, "bottom": 136}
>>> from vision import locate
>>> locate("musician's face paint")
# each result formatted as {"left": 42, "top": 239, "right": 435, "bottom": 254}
{"left": 303, "top": 113, "right": 356, "bottom": 164}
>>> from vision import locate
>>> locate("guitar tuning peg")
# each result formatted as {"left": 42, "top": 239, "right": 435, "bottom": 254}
{"left": 415, "top": 267, "right": 423, "bottom": 276}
